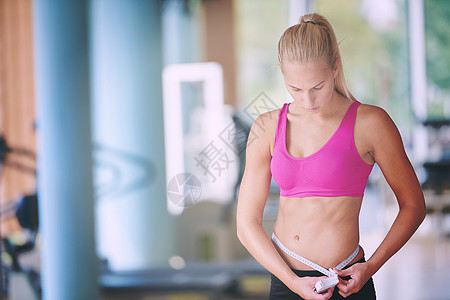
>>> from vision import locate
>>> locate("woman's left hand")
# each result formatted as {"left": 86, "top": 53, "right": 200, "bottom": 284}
{"left": 332, "top": 262, "right": 372, "bottom": 298}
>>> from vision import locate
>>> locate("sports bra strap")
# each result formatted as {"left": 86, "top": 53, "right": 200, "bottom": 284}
{"left": 274, "top": 103, "right": 288, "bottom": 148}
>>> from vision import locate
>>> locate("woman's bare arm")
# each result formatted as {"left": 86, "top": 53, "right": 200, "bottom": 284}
{"left": 236, "top": 112, "right": 333, "bottom": 299}
{"left": 335, "top": 105, "right": 426, "bottom": 297}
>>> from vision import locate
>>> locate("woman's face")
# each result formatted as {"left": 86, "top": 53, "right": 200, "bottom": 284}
{"left": 281, "top": 60, "right": 338, "bottom": 114}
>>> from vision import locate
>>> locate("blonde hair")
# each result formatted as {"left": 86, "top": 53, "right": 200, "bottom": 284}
{"left": 278, "top": 13, "right": 355, "bottom": 101}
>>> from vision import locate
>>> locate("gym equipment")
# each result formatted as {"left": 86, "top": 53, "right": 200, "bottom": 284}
{"left": 0, "top": 135, "right": 41, "bottom": 299}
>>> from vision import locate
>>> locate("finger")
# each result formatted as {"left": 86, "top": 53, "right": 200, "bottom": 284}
{"left": 334, "top": 267, "right": 351, "bottom": 277}
{"left": 338, "top": 290, "right": 351, "bottom": 298}
{"left": 336, "top": 276, "right": 349, "bottom": 290}
{"left": 324, "top": 289, "right": 334, "bottom": 299}
{"left": 338, "top": 280, "right": 358, "bottom": 298}
{"left": 337, "top": 281, "right": 353, "bottom": 297}
{"left": 311, "top": 283, "right": 333, "bottom": 299}
{"left": 316, "top": 287, "right": 334, "bottom": 300}
{"left": 336, "top": 281, "right": 346, "bottom": 290}
{"left": 340, "top": 279, "right": 354, "bottom": 292}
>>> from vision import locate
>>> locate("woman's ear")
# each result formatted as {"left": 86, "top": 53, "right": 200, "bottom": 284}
{"left": 333, "top": 58, "right": 340, "bottom": 78}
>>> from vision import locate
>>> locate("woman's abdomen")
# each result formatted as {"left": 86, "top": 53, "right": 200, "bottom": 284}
{"left": 272, "top": 195, "right": 363, "bottom": 270}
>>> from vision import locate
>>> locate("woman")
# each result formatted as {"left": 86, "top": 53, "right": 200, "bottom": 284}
{"left": 236, "top": 13, "right": 426, "bottom": 300}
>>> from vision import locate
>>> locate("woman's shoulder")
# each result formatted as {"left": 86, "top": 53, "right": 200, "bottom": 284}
{"left": 355, "top": 101, "right": 399, "bottom": 139}
{"left": 250, "top": 104, "right": 284, "bottom": 134}
{"left": 356, "top": 102, "right": 393, "bottom": 124}
{"left": 247, "top": 104, "right": 284, "bottom": 151}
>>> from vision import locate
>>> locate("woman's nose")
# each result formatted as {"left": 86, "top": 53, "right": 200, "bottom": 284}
{"left": 304, "top": 93, "right": 315, "bottom": 108}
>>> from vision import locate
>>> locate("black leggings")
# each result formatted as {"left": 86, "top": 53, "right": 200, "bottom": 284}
{"left": 269, "top": 257, "right": 376, "bottom": 299}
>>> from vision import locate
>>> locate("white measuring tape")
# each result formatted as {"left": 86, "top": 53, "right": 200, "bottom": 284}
{"left": 271, "top": 232, "right": 359, "bottom": 278}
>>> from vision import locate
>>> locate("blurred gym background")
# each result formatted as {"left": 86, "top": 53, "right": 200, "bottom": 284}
{"left": 1, "top": 0, "right": 449, "bottom": 299}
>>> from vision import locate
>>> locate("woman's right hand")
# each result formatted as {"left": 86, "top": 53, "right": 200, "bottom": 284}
{"left": 288, "top": 276, "right": 334, "bottom": 300}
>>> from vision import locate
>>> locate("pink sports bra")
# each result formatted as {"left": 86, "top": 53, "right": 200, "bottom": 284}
{"left": 270, "top": 100, "right": 373, "bottom": 198}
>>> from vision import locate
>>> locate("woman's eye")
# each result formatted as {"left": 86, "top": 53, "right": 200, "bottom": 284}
{"left": 292, "top": 88, "right": 300, "bottom": 92}
{"left": 313, "top": 86, "right": 323, "bottom": 90}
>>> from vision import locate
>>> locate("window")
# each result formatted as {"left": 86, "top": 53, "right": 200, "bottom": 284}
{"left": 315, "top": 0, "right": 412, "bottom": 142}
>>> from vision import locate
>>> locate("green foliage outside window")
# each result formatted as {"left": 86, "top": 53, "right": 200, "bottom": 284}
{"left": 424, "top": 0, "right": 450, "bottom": 119}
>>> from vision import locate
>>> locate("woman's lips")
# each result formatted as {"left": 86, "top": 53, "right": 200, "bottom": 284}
{"left": 305, "top": 106, "right": 319, "bottom": 112}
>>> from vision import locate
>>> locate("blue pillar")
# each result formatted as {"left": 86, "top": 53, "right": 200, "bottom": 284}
{"left": 162, "top": 0, "right": 202, "bottom": 65}
{"left": 33, "top": 1, "right": 99, "bottom": 300}
{"left": 90, "top": 0, "right": 175, "bottom": 270}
